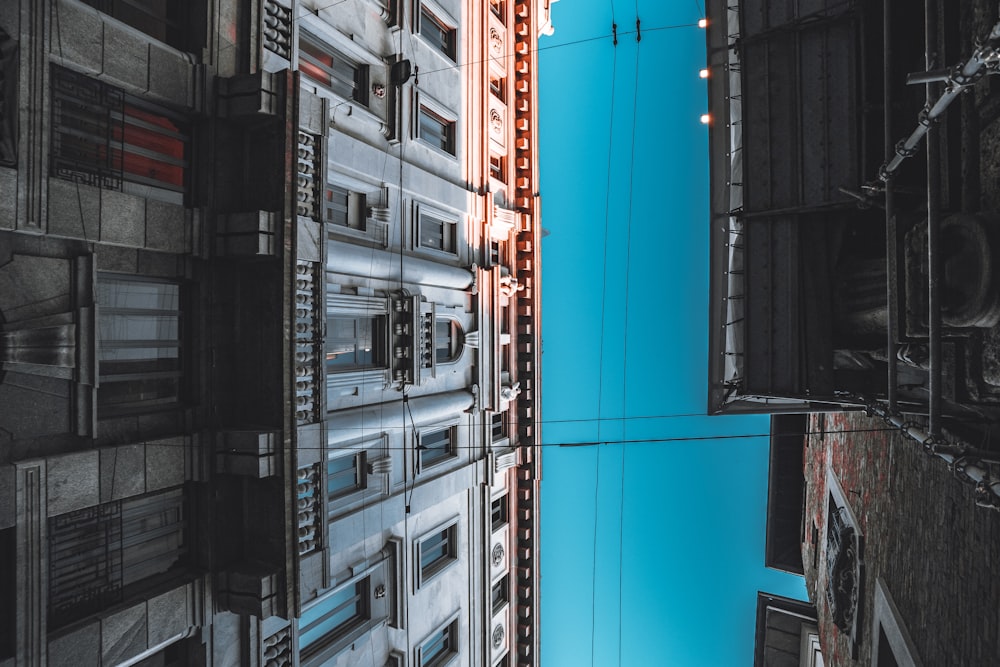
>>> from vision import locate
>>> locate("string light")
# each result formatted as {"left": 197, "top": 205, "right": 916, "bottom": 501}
{"left": 698, "top": 18, "right": 708, "bottom": 28}
{"left": 699, "top": 68, "right": 710, "bottom": 79}
{"left": 700, "top": 113, "right": 711, "bottom": 124}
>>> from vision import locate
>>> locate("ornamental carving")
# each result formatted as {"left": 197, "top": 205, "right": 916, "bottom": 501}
{"left": 491, "top": 542, "right": 505, "bottom": 566}
{"left": 490, "top": 109, "right": 503, "bottom": 135}
{"left": 826, "top": 506, "right": 861, "bottom": 633}
{"left": 490, "top": 27, "right": 503, "bottom": 57}
{"left": 492, "top": 623, "right": 505, "bottom": 649}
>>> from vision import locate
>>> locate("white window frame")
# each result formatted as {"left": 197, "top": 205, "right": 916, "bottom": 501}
{"left": 298, "top": 29, "right": 369, "bottom": 106}
{"left": 414, "top": 91, "right": 458, "bottom": 158}
{"left": 413, "top": 201, "right": 461, "bottom": 257}
{"left": 417, "top": 1, "right": 458, "bottom": 62}
{"left": 415, "top": 519, "right": 459, "bottom": 588}
{"left": 417, "top": 424, "right": 458, "bottom": 471}
{"left": 416, "top": 613, "right": 461, "bottom": 667}
{"left": 326, "top": 433, "right": 389, "bottom": 515}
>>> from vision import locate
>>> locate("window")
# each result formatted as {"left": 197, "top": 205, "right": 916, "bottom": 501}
{"left": 419, "top": 618, "right": 459, "bottom": 667}
{"left": 48, "top": 489, "right": 187, "bottom": 629}
{"left": 328, "top": 452, "right": 366, "bottom": 501}
{"left": 490, "top": 0, "right": 506, "bottom": 20}
{"left": 418, "top": 523, "right": 458, "bottom": 583}
{"left": 489, "top": 154, "right": 506, "bottom": 182}
{"left": 325, "top": 185, "right": 367, "bottom": 230}
{"left": 420, "top": 7, "right": 456, "bottom": 60}
{"left": 419, "top": 212, "right": 457, "bottom": 253}
{"left": 326, "top": 316, "right": 384, "bottom": 372}
{"left": 491, "top": 412, "right": 507, "bottom": 441}
{"left": 81, "top": 0, "right": 198, "bottom": 51}
{"left": 491, "top": 495, "right": 508, "bottom": 531}
{"left": 51, "top": 66, "right": 188, "bottom": 201}
{"left": 491, "top": 575, "right": 508, "bottom": 613}
{"left": 418, "top": 107, "right": 456, "bottom": 155}
{"left": 299, "top": 579, "right": 368, "bottom": 653}
{"left": 419, "top": 428, "right": 455, "bottom": 469}
{"left": 489, "top": 75, "right": 506, "bottom": 102}
{"left": 97, "top": 275, "right": 183, "bottom": 415}
{"left": 299, "top": 33, "right": 369, "bottom": 105}
{"left": 435, "top": 318, "right": 462, "bottom": 364}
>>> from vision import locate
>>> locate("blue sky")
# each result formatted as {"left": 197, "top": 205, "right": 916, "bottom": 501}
{"left": 537, "top": 1, "right": 808, "bottom": 665}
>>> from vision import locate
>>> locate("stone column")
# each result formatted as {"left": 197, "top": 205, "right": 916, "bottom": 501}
{"left": 326, "top": 239, "right": 473, "bottom": 290}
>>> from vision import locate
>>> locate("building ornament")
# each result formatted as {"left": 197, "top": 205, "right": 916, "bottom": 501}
{"left": 490, "top": 27, "right": 503, "bottom": 57}
{"left": 500, "top": 382, "right": 521, "bottom": 402}
{"left": 491, "top": 543, "right": 505, "bottom": 566}
{"left": 492, "top": 624, "right": 505, "bottom": 648}
{"left": 499, "top": 272, "right": 524, "bottom": 298}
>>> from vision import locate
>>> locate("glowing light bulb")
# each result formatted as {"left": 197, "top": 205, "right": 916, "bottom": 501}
{"left": 700, "top": 114, "right": 711, "bottom": 124}
{"left": 699, "top": 68, "right": 710, "bottom": 79}
{"left": 698, "top": 18, "right": 708, "bottom": 28}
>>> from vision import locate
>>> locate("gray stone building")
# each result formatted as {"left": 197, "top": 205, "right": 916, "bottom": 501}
{"left": 0, "top": 0, "right": 547, "bottom": 665}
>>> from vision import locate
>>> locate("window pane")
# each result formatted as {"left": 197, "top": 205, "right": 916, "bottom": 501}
{"left": 299, "top": 581, "right": 365, "bottom": 649}
{"left": 492, "top": 575, "right": 508, "bottom": 611}
{"left": 421, "top": 622, "right": 455, "bottom": 666}
{"left": 418, "top": 109, "right": 454, "bottom": 154}
{"left": 420, "top": 428, "right": 452, "bottom": 467}
{"left": 419, "top": 214, "right": 455, "bottom": 252}
{"left": 299, "top": 35, "right": 366, "bottom": 104}
{"left": 491, "top": 496, "right": 507, "bottom": 530}
{"left": 420, "top": 215, "right": 444, "bottom": 249}
{"left": 420, "top": 527, "right": 450, "bottom": 572}
{"left": 327, "top": 454, "right": 362, "bottom": 499}
{"left": 421, "top": 8, "right": 455, "bottom": 58}
{"left": 326, "top": 316, "right": 381, "bottom": 371}
{"left": 97, "top": 276, "right": 182, "bottom": 413}
{"left": 435, "top": 319, "right": 453, "bottom": 363}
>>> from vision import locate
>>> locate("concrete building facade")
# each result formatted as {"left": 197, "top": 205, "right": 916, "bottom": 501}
{"left": 0, "top": 0, "right": 547, "bottom": 665}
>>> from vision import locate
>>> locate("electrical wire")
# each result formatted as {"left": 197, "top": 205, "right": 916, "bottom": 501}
{"left": 118, "top": 425, "right": 899, "bottom": 450}
{"left": 414, "top": 22, "right": 701, "bottom": 79}
{"left": 592, "top": 10, "right": 619, "bottom": 663}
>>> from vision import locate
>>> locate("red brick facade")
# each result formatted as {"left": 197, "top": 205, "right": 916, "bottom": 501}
{"left": 802, "top": 412, "right": 1000, "bottom": 666}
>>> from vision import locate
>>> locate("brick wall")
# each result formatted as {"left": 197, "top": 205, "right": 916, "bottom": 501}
{"left": 802, "top": 412, "right": 1000, "bottom": 666}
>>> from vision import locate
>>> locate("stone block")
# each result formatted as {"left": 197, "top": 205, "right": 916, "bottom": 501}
{"left": 101, "top": 602, "right": 148, "bottom": 666}
{"left": 53, "top": 1, "right": 104, "bottom": 72}
{"left": 0, "top": 169, "right": 16, "bottom": 229}
{"left": 135, "top": 248, "right": 184, "bottom": 278}
{"left": 100, "top": 444, "right": 145, "bottom": 502}
{"left": 0, "top": 376, "right": 72, "bottom": 440}
{"left": 297, "top": 218, "right": 323, "bottom": 263}
{"left": 146, "top": 438, "right": 185, "bottom": 491}
{"left": 145, "top": 200, "right": 188, "bottom": 254}
{"left": 102, "top": 24, "right": 149, "bottom": 92}
{"left": 211, "top": 611, "right": 243, "bottom": 667}
{"left": 148, "top": 43, "right": 192, "bottom": 107}
{"left": 48, "top": 619, "right": 101, "bottom": 667}
{"left": 100, "top": 189, "right": 146, "bottom": 247}
{"left": 147, "top": 584, "right": 191, "bottom": 645}
{"left": 47, "top": 178, "right": 100, "bottom": 240}
{"left": 46, "top": 450, "right": 99, "bottom": 516}
{"left": 95, "top": 244, "right": 139, "bottom": 273}
{"left": 0, "top": 254, "right": 71, "bottom": 322}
